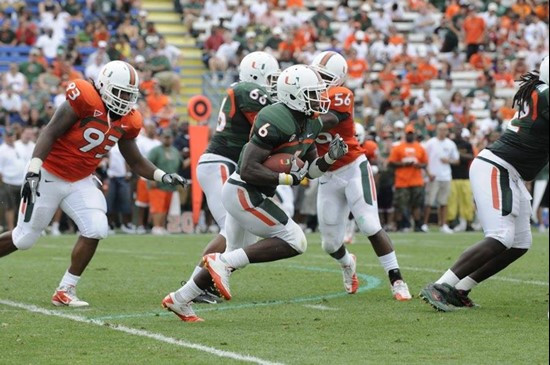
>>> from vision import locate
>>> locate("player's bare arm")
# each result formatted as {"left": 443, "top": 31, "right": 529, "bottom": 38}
{"left": 118, "top": 138, "right": 187, "bottom": 186}
{"left": 239, "top": 142, "right": 280, "bottom": 186}
{"left": 319, "top": 111, "right": 340, "bottom": 131}
{"left": 306, "top": 134, "right": 348, "bottom": 179}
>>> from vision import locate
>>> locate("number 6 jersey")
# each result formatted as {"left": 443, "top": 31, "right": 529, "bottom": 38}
{"left": 43, "top": 79, "right": 142, "bottom": 182}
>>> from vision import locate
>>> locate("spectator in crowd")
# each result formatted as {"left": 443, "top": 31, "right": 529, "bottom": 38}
{"left": 148, "top": 46, "right": 181, "bottom": 96}
{"left": 202, "top": 0, "right": 228, "bottom": 22}
{"left": 19, "top": 48, "right": 46, "bottom": 85}
{"left": 146, "top": 82, "right": 171, "bottom": 128}
{"left": 414, "top": 6, "right": 437, "bottom": 35}
{"left": 3, "top": 63, "right": 28, "bottom": 94}
{"left": 106, "top": 144, "right": 135, "bottom": 234}
{"left": 463, "top": 5, "right": 486, "bottom": 60}
{"left": 147, "top": 129, "right": 183, "bottom": 235}
{"left": 389, "top": 125, "right": 428, "bottom": 232}
{"left": 447, "top": 127, "right": 475, "bottom": 232}
{"left": 14, "top": 127, "right": 35, "bottom": 163}
{"left": 422, "top": 122, "right": 460, "bottom": 234}
{"left": 35, "top": 27, "right": 62, "bottom": 60}
{"left": 85, "top": 51, "right": 107, "bottom": 84}
{"left": 228, "top": 6, "right": 250, "bottom": 31}
{"left": 257, "top": 5, "right": 279, "bottom": 29}
{"left": 250, "top": 0, "right": 269, "bottom": 19}
{"left": 15, "top": 11, "right": 38, "bottom": 46}
{"left": 208, "top": 32, "right": 240, "bottom": 84}
{"left": 0, "top": 85, "right": 22, "bottom": 121}
{"left": 346, "top": 48, "right": 368, "bottom": 91}
{"left": 0, "top": 128, "right": 25, "bottom": 231}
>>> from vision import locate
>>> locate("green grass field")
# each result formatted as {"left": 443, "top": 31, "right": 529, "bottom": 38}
{"left": 0, "top": 232, "right": 548, "bottom": 364}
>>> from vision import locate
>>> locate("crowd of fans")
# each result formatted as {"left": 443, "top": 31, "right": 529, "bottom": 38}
{"left": 0, "top": 0, "right": 549, "bottom": 235}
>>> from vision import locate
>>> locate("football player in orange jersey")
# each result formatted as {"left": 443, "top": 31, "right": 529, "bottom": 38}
{"left": 311, "top": 52, "right": 412, "bottom": 300}
{"left": 0, "top": 61, "right": 187, "bottom": 307}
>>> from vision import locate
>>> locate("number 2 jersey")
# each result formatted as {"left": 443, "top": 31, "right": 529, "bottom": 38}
{"left": 315, "top": 86, "right": 364, "bottom": 171}
{"left": 488, "top": 84, "right": 549, "bottom": 181}
{"left": 206, "top": 82, "right": 272, "bottom": 163}
{"left": 43, "top": 79, "right": 142, "bottom": 182}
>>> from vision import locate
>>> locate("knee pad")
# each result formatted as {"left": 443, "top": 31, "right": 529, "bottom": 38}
{"left": 286, "top": 222, "right": 307, "bottom": 254}
{"left": 355, "top": 214, "right": 382, "bottom": 237}
{"left": 79, "top": 211, "right": 109, "bottom": 240}
{"left": 320, "top": 226, "right": 345, "bottom": 254}
{"left": 12, "top": 226, "right": 41, "bottom": 250}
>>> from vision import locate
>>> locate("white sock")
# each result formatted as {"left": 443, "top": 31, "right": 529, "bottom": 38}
{"left": 189, "top": 266, "right": 202, "bottom": 281}
{"left": 436, "top": 269, "right": 460, "bottom": 286}
{"left": 220, "top": 249, "right": 249, "bottom": 269}
{"left": 52, "top": 222, "right": 60, "bottom": 230}
{"left": 378, "top": 252, "right": 399, "bottom": 274}
{"left": 337, "top": 251, "right": 353, "bottom": 267}
{"left": 174, "top": 280, "right": 203, "bottom": 304}
{"left": 455, "top": 276, "right": 478, "bottom": 291}
{"left": 59, "top": 270, "right": 80, "bottom": 288}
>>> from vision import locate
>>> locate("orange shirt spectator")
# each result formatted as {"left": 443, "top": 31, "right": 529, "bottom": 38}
{"left": 493, "top": 72, "right": 514, "bottom": 87}
{"left": 511, "top": 1, "right": 532, "bottom": 20}
{"left": 499, "top": 105, "right": 516, "bottom": 121}
{"left": 389, "top": 34, "right": 405, "bottom": 45}
{"left": 406, "top": 69, "right": 424, "bottom": 86}
{"left": 278, "top": 40, "right": 297, "bottom": 56}
{"left": 445, "top": 2, "right": 460, "bottom": 19}
{"left": 286, "top": 0, "right": 303, "bottom": 8}
{"left": 362, "top": 140, "right": 379, "bottom": 164}
{"left": 140, "top": 79, "right": 156, "bottom": 96}
{"left": 378, "top": 68, "right": 397, "bottom": 94}
{"left": 347, "top": 58, "right": 368, "bottom": 79}
{"left": 388, "top": 141, "right": 427, "bottom": 188}
{"left": 535, "top": 3, "right": 549, "bottom": 21}
{"left": 418, "top": 62, "right": 438, "bottom": 81}
{"left": 463, "top": 14, "right": 485, "bottom": 45}
{"left": 469, "top": 52, "right": 492, "bottom": 70}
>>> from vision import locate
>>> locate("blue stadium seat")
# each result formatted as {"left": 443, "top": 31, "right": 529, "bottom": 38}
{"left": 78, "top": 46, "right": 97, "bottom": 56}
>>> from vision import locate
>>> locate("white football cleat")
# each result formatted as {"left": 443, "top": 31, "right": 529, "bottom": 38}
{"left": 391, "top": 280, "right": 412, "bottom": 301}
{"left": 204, "top": 253, "right": 232, "bottom": 300}
{"left": 420, "top": 224, "right": 429, "bottom": 233}
{"left": 440, "top": 224, "right": 454, "bottom": 234}
{"left": 342, "top": 254, "right": 359, "bottom": 294}
{"left": 136, "top": 225, "right": 147, "bottom": 235}
{"left": 51, "top": 285, "right": 89, "bottom": 307}
{"left": 162, "top": 293, "right": 203, "bottom": 322}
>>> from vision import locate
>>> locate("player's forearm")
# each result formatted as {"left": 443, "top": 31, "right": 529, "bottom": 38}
{"left": 240, "top": 161, "right": 280, "bottom": 186}
{"left": 128, "top": 157, "right": 162, "bottom": 181}
{"left": 28, "top": 131, "right": 57, "bottom": 173}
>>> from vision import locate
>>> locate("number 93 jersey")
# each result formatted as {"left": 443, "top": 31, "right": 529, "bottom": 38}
{"left": 315, "top": 86, "right": 363, "bottom": 171}
{"left": 43, "top": 79, "right": 142, "bottom": 182}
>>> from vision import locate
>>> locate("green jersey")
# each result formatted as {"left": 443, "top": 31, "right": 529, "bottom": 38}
{"left": 237, "top": 103, "right": 323, "bottom": 196}
{"left": 488, "top": 84, "right": 549, "bottom": 181}
{"left": 206, "top": 82, "right": 272, "bottom": 162}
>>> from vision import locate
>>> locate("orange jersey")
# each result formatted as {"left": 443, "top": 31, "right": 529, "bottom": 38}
{"left": 315, "top": 86, "right": 363, "bottom": 171}
{"left": 388, "top": 142, "right": 427, "bottom": 188}
{"left": 362, "top": 140, "right": 379, "bottom": 163}
{"left": 43, "top": 79, "right": 142, "bottom": 182}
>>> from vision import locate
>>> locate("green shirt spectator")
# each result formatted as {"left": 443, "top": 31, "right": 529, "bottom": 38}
{"left": 148, "top": 53, "right": 172, "bottom": 74}
{"left": 148, "top": 133, "right": 182, "bottom": 192}
{"left": 19, "top": 58, "right": 46, "bottom": 85}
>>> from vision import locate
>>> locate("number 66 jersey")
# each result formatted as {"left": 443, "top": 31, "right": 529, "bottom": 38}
{"left": 43, "top": 79, "right": 142, "bottom": 182}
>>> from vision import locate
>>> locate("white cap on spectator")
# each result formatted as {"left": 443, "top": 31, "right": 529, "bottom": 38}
{"left": 245, "top": 31, "right": 256, "bottom": 38}
{"left": 394, "top": 120, "right": 405, "bottom": 129}
{"left": 488, "top": 3, "right": 498, "bottom": 11}
{"left": 461, "top": 128, "right": 471, "bottom": 138}
{"left": 361, "top": 3, "right": 371, "bottom": 12}
{"left": 98, "top": 40, "right": 107, "bottom": 48}
{"left": 139, "top": 10, "right": 148, "bottom": 17}
{"left": 355, "top": 31, "right": 365, "bottom": 40}
{"left": 273, "top": 27, "right": 283, "bottom": 35}
{"left": 446, "top": 115, "right": 454, "bottom": 123}
{"left": 135, "top": 55, "right": 145, "bottom": 63}
{"left": 517, "top": 51, "right": 527, "bottom": 58}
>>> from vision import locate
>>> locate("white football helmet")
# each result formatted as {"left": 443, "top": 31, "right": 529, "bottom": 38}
{"left": 97, "top": 60, "right": 140, "bottom": 116}
{"left": 239, "top": 51, "right": 281, "bottom": 97}
{"left": 277, "top": 65, "right": 330, "bottom": 115}
{"left": 539, "top": 56, "right": 549, "bottom": 85}
{"left": 354, "top": 122, "right": 366, "bottom": 144}
{"left": 311, "top": 51, "right": 348, "bottom": 88}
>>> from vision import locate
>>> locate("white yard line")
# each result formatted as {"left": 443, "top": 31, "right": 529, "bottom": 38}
{"left": 303, "top": 304, "right": 339, "bottom": 311}
{"left": 0, "top": 299, "right": 284, "bottom": 365}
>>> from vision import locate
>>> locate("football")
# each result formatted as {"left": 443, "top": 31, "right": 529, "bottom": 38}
{"left": 262, "top": 153, "right": 304, "bottom": 174}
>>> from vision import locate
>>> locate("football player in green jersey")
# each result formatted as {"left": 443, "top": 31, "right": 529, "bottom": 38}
{"left": 189, "top": 52, "right": 280, "bottom": 303}
{"left": 162, "top": 65, "right": 349, "bottom": 322}
{"left": 421, "top": 56, "right": 549, "bottom": 312}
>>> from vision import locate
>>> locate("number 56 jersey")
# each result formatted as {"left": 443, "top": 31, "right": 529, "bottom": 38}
{"left": 43, "top": 79, "right": 142, "bottom": 182}
{"left": 315, "top": 86, "right": 363, "bottom": 171}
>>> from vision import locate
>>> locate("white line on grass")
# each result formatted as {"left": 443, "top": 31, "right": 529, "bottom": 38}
{"left": 303, "top": 304, "right": 339, "bottom": 311}
{"left": 0, "top": 299, "right": 284, "bottom": 365}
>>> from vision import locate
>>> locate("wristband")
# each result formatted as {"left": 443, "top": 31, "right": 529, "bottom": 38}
{"left": 28, "top": 158, "right": 43, "bottom": 174}
{"left": 278, "top": 173, "right": 293, "bottom": 185}
{"left": 153, "top": 169, "right": 166, "bottom": 182}
{"left": 323, "top": 153, "right": 336, "bottom": 165}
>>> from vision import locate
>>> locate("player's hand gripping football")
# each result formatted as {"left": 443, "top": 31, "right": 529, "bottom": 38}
{"left": 21, "top": 172, "right": 41, "bottom": 204}
{"left": 327, "top": 134, "right": 348, "bottom": 161}
{"left": 161, "top": 173, "right": 189, "bottom": 186}
{"left": 289, "top": 157, "right": 309, "bottom": 185}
